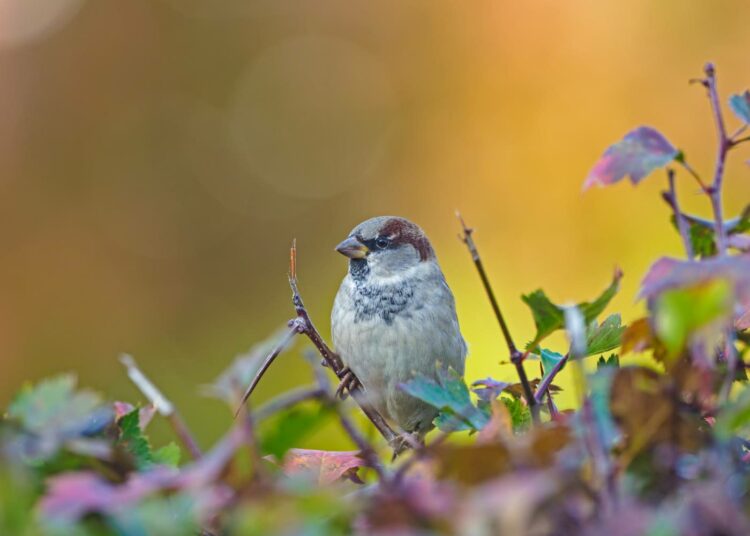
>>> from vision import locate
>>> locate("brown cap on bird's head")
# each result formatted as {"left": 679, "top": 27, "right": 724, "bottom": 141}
{"left": 335, "top": 216, "right": 434, "bottom": 262}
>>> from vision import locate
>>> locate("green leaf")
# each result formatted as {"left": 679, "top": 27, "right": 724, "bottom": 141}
{"left": 259, "top": 405, "right": 334, "bottom": 460}
{"left": 152, "top": 443, "right": 181, "bottom": 467}
{"left": 729, "top": 91, "right": 750, "bottom": 124}
{"left": 118, "top": 409, "right": 153, "bottom": 470}
{"left": 654, "top": 278, "right": 732, "bottom": 357}
{"left": 585, "top": 314, "right": 625, "bottom": 357}
{"left": 588, "top": 367, "right": 620, "bottom": 448}
{"left": 715, "top": 385, "right": 750, "bottom": 441}
{"left": 540, "top": 349, "right": 565, "bottom": 376}
{"left": 688, "top": 220, "right": 717, "bottom": 258}
{"left": 578, "top": 271, "right": 622, "bottom": 324}
{"left": 6, "top": 375, "right": 111, "bottom": 462}
{"left": 400, "top": 367, "right": 489, "bottom": 431}
{"left": 117, "top": 408, "right": 181, "bottom": 469}
{"left": 521, "top": 291, "right": 565, "bottom": 350}
{"left": 500, "top": 397, "right": 531, "bottom": 432}
{"left": 597, "top": 354, "right": 620, "bottom": 370}
{"left": 523, "top": 270, "right": 622, "bottom": 350}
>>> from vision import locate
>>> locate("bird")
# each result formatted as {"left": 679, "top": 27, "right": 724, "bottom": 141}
{"left": 331, "top": 216, "right": 467, "bottom": 440}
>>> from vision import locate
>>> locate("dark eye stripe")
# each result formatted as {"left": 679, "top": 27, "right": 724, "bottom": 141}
{"left": 361, "top": 237, "right": 391, "bottom": 250}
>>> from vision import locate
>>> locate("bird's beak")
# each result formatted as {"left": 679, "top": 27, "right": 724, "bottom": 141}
{"left": 335, "top": 236, "right": 369, "bottom": 259}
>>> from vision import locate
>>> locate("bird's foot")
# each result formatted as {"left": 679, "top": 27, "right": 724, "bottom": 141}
{"left": 335, "top": 367, "right": 361, "bottom": 400}
{"left": 390, "top": 431, "right": 424, "bottom": 459}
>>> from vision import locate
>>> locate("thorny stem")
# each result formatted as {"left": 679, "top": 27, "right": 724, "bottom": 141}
{"left": 119, "top": 354, "right": 203, "bottom": 460}
{"left": 662, "top": 168, "right": 695, "bottom": 260}
{"left": 457, "top": 212, "right": 540, "bottom": 424}
{"left": 703, "top": 62, "right": 730, "bottom": 256}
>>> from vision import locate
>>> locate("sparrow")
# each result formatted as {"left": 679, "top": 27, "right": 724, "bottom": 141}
{"left": 331, "top": 216, "right": 467, "bottom": 438}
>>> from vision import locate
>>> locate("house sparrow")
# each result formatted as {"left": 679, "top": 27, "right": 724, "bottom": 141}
{"left": 331, "top": 216, "right": 467, "bottom": 437}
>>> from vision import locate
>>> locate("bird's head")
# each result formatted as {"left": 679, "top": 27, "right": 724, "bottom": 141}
{"left": 335, "top": 216, "right": 435, "bottom": 279}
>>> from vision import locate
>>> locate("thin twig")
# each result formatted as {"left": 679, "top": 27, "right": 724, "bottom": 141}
{"left": 703, "top": 62, "right": 730, "bottom": 256}
{"left": 534, "top": 353, "right": 569, "bottom": 404}
{"left": 119, "top": 354, "right": 203, "bottom": 460}
{"left": 662, "top": 168, "right": 695, "bottom": 259}
{"left": 235, "top": 325, "right": 300, "bottom": 417}
{"left": 730, "top": 123, "right": 748, "bottom": 141}
{"left": 457, "top": 212, "right": 539, "bottom": 424}
{"left": 731, "top": 134, "right": 750, "bottom": 146}
{"left": 677, "top": 159, "right": 708, "bottom": 192}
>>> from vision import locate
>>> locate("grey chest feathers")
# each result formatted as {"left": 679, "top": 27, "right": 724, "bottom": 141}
{"left": 349, "top": 260, "right": 416, "bottom": 325}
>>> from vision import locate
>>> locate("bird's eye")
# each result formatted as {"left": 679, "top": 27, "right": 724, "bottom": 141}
{"left": 375, "top": 237, "right": 390, "bottom": 249}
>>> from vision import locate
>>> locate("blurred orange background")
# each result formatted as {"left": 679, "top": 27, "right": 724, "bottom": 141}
{"left": 2, "top": 1, "right": 749, "bottom": 447}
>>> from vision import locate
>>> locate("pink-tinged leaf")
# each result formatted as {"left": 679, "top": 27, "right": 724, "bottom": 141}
{"left": 639, "top": 256, "right": 750, "bottom": 300}
{"left": 583, "top": 126, "right": 678, "bottom": 190}
{"left": 113, "top": 402, "right": 156, "bottom": 430}
{"left": 639, "top": 255, "right": 750, "bottom": 329}
{"left": 730, "top": 91, "right": 750, "bottom": 124}
{"left": 40, "top": 422, "right": 249, "bottom": 523}
{"left": 279, "top": 449, "right": 366, "bottom": 485}
{"left": 39, "top": 468, "right": 176, "bottom": 522}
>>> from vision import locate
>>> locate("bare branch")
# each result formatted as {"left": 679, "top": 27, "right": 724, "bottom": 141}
{"left": 661, "top": 168, "right": 695, "bottom": 259}
{"left": 676, "top": 159, "right": 708, "bottom": 192}
{"left": 456, "top": 212, "right": 540, "bottom": 424}
{"left": 119, "top": 354, "right": 203, "bottom": 460}
{"left": 702, "top": 62, "right": 730, "bottom": 255}
{"left": 235, "top": 325, "right": 300, "bottom": 417}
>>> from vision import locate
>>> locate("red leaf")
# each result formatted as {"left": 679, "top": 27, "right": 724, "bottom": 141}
{"left": 280, "top": 449, "right": 366, "bottom": 485}
{"left": 583, "top": 126, "right": 678, "bottom": 190}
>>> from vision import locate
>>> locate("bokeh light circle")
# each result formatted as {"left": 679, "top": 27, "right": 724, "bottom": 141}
{"left": 0, "top": 0, "right": 85, "bottom": 49}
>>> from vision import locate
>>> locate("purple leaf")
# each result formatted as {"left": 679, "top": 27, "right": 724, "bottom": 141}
{"left": 583, "top": 127, "right": 678, "bottom": 190}
{"left": 730, "top": 91, "right": 750, "bottom": 124}
{"left": 639, "top": 255, "right": 750, "bottom": 330}
{"left": 40, "top": 468, "right": 176, "bottom": 522}
{"left": 471, "top": 378, "right": 512, "bottom": 402}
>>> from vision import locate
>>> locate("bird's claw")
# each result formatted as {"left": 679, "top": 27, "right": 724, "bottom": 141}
{"left": 335, "top": 367, "right": 361, "bottom": 400}
{"left": 390, "top": 431, "right": 423, "bottom": 459}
